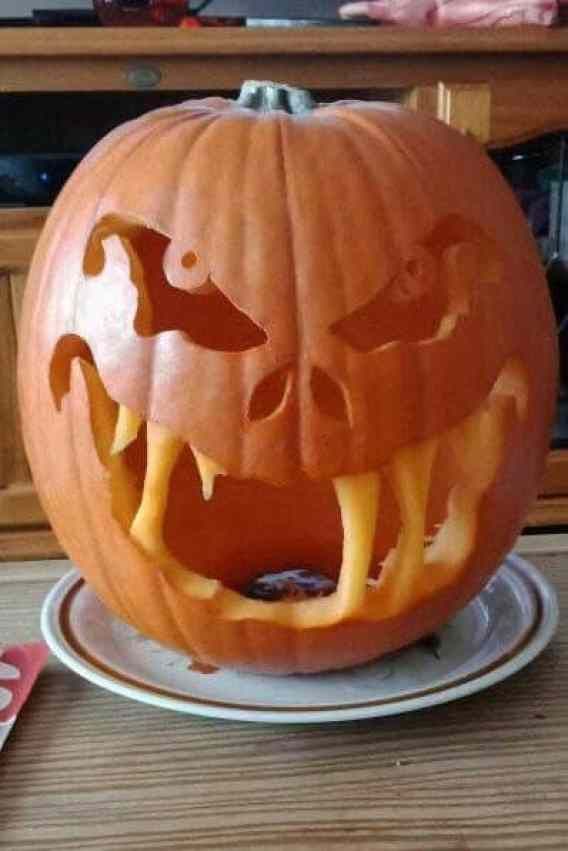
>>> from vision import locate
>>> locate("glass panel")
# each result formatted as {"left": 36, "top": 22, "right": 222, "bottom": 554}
{"left": 491, "top": 134, "right": 568, "bottom": 448}
{"left": 0, "top": 89, "right": 401, "bottom": 206}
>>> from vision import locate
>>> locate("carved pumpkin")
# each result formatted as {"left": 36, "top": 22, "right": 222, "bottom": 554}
{"left": 19, "top": 82, "right": 557, "bottom": 674}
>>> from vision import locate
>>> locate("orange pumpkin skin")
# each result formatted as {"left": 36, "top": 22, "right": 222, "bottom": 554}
{"left": 19, "top": 87, "right": 557, "bottom": 673}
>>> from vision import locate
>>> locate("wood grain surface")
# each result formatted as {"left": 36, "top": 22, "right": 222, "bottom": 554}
{"left": 0, "top": 529, "right": 63, "bottom": 562}
{"left": 0, "top": 540, "right": 566, "bottom": 850}
{"left": 0, "top": 210, "right": 48, "bottom": 529}
{"left": 2, "top": 26, "right": 568, "bottom": 57}
{"left": 1, "top": 28, "right": 567, "bottom": 147}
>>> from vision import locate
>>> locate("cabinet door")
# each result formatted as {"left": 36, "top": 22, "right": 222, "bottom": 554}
{"left": 0, "top": 210, "right": 48, "bottom": 529}
{"left": 406, "top": 82, "right": 491, "bottom": 143}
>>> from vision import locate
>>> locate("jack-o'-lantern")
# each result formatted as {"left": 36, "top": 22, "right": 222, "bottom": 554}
{"left": 19, "top": 82, "right": 557, "bottom": 674}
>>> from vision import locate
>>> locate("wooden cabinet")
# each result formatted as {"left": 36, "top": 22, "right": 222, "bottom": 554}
{"left": 1, "top": 26, "right": 568, "bottom": 556}
{"left": 0, "top": 211, "right": 44, "bottom": 527}
{"left": 0, "top": 211, "right": 61, "bottom": 559}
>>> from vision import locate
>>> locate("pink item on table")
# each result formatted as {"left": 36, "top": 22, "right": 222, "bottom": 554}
{"left": 0, "top": 642, "right": 49, "bottom": 751}
{"left": 339, "top": 0, "right": 559, "bottom": 26}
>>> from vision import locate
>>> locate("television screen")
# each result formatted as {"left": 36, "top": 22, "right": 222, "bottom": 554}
{"left": 204, "top": 1, "right": 341, "bottom": 19}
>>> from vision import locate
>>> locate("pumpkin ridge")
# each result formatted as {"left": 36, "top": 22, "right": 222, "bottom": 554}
{"left": 103, "top": 112, "right": 221, "bottom": 252}
{"left": 340, "top": 107, "right": 435, "bottom": 263}
{"left": 71, "top": 361, "right": 135, "bottom": 623}
{"left": 164, "top": 110, "right": 230, "bottom": 291}
{"left": 272, "top": 114, "right": 303, "bottom": 467}
{"left": 24, "top": 115, "right": 185, "bottom": 381}
{"left": 73, "top": 114, "right": 199, "bottom": 363}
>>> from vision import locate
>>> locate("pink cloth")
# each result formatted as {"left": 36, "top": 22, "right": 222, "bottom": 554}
{"left": 339, "top": 0, "right": 559, "bottom": 26}
{"left": 0, "top": 642, "right": 49, "bottom": 725}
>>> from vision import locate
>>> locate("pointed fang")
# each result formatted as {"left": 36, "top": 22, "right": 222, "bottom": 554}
{"left": 111, "top": 405, "right": 142, "bottom": 455}
{"left": 192, "top": 448, "right": 226, "bottom": 501}
{"left": 130, "top": 422, "right": 184, "bottom": 554}
{"left": 385, "top": 437, "right": 438, "bottom": 611}
{"left": 333, "top": 472, "right": 381, "bottom": 618}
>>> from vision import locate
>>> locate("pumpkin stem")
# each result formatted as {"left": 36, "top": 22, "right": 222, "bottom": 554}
{"left": 237, "top": 80, "right": 316, "bottom": 115}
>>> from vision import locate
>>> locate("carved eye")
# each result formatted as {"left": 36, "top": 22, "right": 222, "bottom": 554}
{"left": 85, "top": 217, "right": 267, "bottom": 353}
{"left": 331, "top": 246, "right": 445, "bottom": 353}
{"left": 137, "top": 273, "right": 268, "bottom": 353}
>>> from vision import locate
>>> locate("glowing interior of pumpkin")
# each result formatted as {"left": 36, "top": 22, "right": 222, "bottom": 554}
{"left": 104, "top": 358, "right": 527, "bottom": 629}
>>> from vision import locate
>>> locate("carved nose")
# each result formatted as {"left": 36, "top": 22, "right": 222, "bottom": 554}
{"left": 247, "top": 365, "right": 350, "bottom": 424}
{"left": 247, "top": 365, "right": 291, "bottom": 421}
{"left": 310, "top": 366, "right": 350, "bottom": 424}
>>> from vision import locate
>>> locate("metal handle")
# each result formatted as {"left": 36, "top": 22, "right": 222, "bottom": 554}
{"left": 126, "top": 64, "right": 162, "bottom": 90}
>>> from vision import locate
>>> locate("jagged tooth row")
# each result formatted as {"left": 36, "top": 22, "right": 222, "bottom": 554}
{"left": 333, "top": 473, "right": 381, "bottom": 618}
{"left": 123, "top": 417, "right": 438, "bottom": 620}
{"left": 129, "top": 422, "right": 184, "bottom": 555}
{"left": 125, "top": 420, "right": 434, "bottom": 619}
{"left": 112, "top": 405, "right": 226, "bottom": 502}
{"left": 112, "top": 362, "right": 521, "bottom": 630}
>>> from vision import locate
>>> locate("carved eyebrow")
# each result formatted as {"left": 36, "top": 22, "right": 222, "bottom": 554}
{"left": 85, "top": 218, "right": 268, "bottom": 353}
{"left": 144, "top": 276, "right": 269, "bottom": 352}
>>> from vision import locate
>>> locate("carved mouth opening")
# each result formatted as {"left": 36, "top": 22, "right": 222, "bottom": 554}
{"left": 51, "top": 337, "right": 528, "bottom": 629}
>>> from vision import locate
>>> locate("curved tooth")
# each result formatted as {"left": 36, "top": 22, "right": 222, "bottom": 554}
{"left": 333, "top": 472, "right": 381, "bottom": 618}
{"left": 191, "top": 448, "right": 226, "bottom": 501}
{"left": 491, "top": 358, "right": 529, "bottom": 421}
{"left": 130, "top": 422, "right": 184, "bottom": 555}
{"left": 448, "top": 395, "right": 510, "bottom": 492}
{"left": 111, "top": 405, "right": 143, "bottom": 455}
{"left": 427, "top": 392, "right": 512, "bottom": 568}
{"left": 385, "top": 437, "right": 438, "bottom": 610}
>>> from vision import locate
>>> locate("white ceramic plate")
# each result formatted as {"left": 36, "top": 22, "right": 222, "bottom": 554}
{"left": 41, "top": 554, "right": 559, "bottom": 724}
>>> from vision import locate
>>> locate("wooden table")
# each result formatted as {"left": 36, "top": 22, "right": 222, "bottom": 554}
{"left": 1, "top": 537, "right": 567, "bottom": 850}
